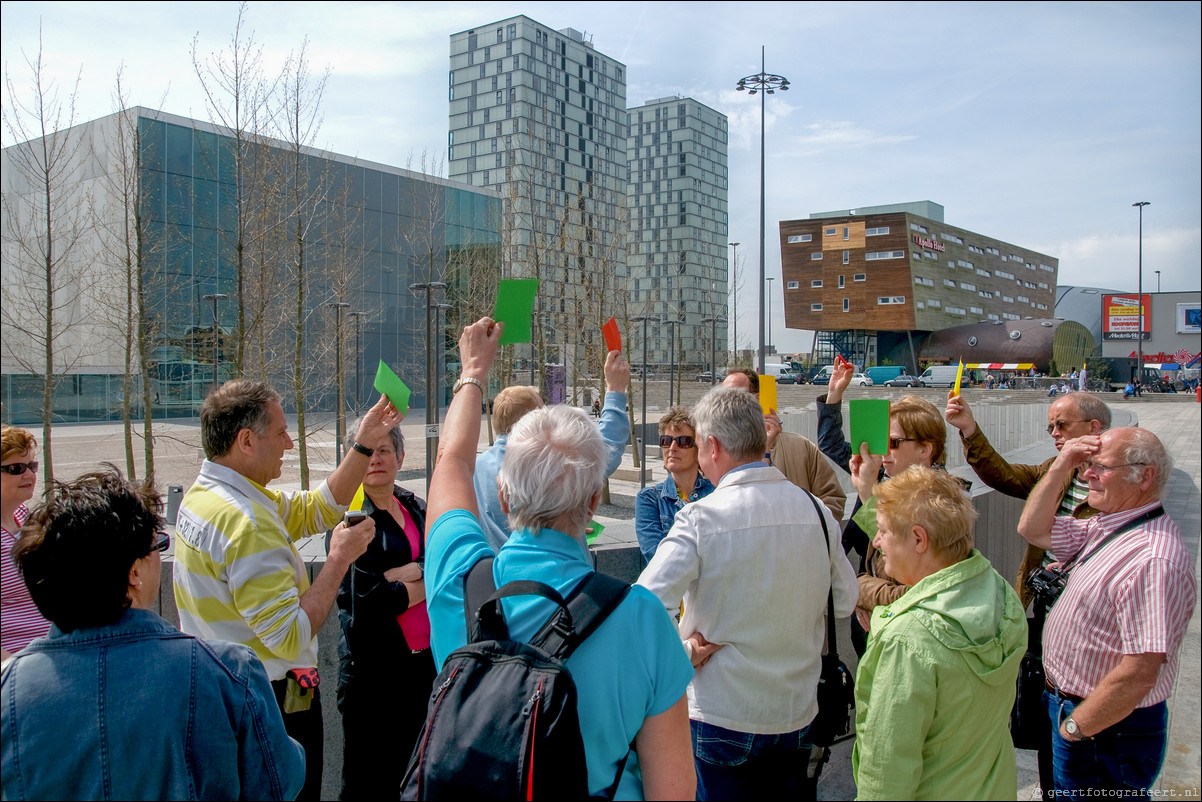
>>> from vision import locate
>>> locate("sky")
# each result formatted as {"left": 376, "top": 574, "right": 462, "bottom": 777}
{"left": 3, "top": 1, "right": 1199, "bottom": 354}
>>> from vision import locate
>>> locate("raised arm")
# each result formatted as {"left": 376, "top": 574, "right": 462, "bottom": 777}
{"left": 426, "top": 318, "right": 502, "bottom": 525}
{"left": 1017, "top": 436, "right": 1098, "bottom": 549}
{"left": 326, "top": 394, "right": 404, "bottom": 504}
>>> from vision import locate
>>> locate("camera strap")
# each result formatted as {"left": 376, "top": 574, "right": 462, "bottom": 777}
{"left": 1064, "top": 505, "right": 1165, "bottom": 572}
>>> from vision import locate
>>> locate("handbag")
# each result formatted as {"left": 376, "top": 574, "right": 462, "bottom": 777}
{"left": 1009, "top": 640, "right": 1046, "bottom": 749}
{"left": 803, "top": 491, "right": 855, "bottom": 747}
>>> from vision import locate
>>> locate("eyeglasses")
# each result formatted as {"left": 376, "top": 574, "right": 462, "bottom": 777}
{"left": 1047, "top": 420, "right": 1088, "bottom": 435}
{"left": 0, "top": 461, "right": 38, "bottom": 476}
{"left": 888, "top": 437, "right": 918, "bottom": 450}
{"left": 1085, "top": 461, "right": 1146, "bottom": 475}
{"left": 660, "top": 434, "right": 696, "bottom": 449}
{"left": 148, "top": 531, "right": 170, "bottom": 554}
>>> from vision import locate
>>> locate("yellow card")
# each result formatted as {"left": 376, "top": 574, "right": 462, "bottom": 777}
{"left": 348, "top": 485, "right": 365, "bottom": 512}
{"left": 952, "top": 360, "right": 965, "bottom": 397}
{"left": 759, "top": 375, "right": 777, "bottom": 415}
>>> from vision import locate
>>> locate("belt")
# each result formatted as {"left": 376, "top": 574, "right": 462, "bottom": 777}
{"left": 1045, "top": 678, "right": 1085, "bottom": 705}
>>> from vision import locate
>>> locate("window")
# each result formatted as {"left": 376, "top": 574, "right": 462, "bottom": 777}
{"left": 842, "top": 250, "right": 850, "bottom": 265}
{"left": 968, "top": 245, "right": 984, "bottom": 255}
{"left": 843, "top": 298, "right": 850, "bottom": 312}
{"left": 914, "top": 276, "right": 934, "bottom": 287}
{"left": 811, "top": 279, "right": 823, "bottom": 288}
{"left": 979, "top": 290, "right": 994, "bottom": 299}
{"left": 1017, "top": 295, "right": 1029, "bottom": 303}
{"left": 878, "top": 296, "right": 906, "bottom": 305}
{"left": 957, "top": 259, "right": 974, "bottom": 269}
{"left": 941, "top": 232, "right": 964, "bottom": 244}
{"left": 947, "top": 306, "right": 966, "bottom": 316}
{"left": 787, "top": 234, "right": 812, "bottom": 243}
{"left": 976, "top": 269, "right": 991, "bottom": 278}
{"left": 960, "top": 282, "right": 976, "bottom": 292}
{"left": 1002, "top": 295, "right": 1014, "bottom": 303}
{"left": 916, "top": 301, "right": 926, "bottom": 309}
{"left": 970, "top": 306, "right": 985, "bottom": 314}
{"left": 810, "top": 252, "right": 823, "bottom": 261}
{"left": 853, "top": 273, "right": 866, "bottom": 282}
{"left": 811, "top": 303, "right": 823, "bottom": 311}
{"left": 838, "top": 275, "right": 846, "bottom": 288}
{"left": 866, "top": 226, "right": 889, "bottom": 236}
{"left": 944, "top": 279, "right": 957, "bottom": 288}
{"left": 843, "top": 226, "right": 850, "bottom": 241}
{"left": 865, "top": 250, "right": 905, "bottom": 260}
{"left": 786, "top": 281, "right": 799, "bottom": 290}
{"left": 928, "top": 299, "right": 942, "bottom": 308}
{"left": 910, "top": 223, "right": 929, "bottom": 234}
{"left": 824, "top": 227, "right": 837, "bottom": 236}
{"left": 995, "top": 269, "right": 1015, "bottom": 280}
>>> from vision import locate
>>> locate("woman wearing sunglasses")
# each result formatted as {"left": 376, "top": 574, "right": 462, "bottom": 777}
{"left": 1, "top": 425, "right": 49, "bottom": 660}
{"left": 635, "top": 407, "right": 715, "bottom": 563}
{"left": 1, "top": 466, "right": 304, "bottom": 800}
{"left": 817, "top": 362, "right": 958, "bottom": 656}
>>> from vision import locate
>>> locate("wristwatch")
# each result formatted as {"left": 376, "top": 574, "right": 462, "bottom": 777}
{"left": 1064, "top": 715, "right": 1089, "bottom": 740}
{"left": 453, "top": 376, "right": 484, "bottom": 395}
{"left": 350, "top": 441, "right": 374, "bottom": 457}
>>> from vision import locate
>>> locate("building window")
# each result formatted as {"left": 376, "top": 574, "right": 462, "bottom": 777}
{"left": 787, "top": 281, "right": 799, "bottom": 290}
{"left": 843, "top": 298, "right": 850, "bottom": 312}
{"left": 910, "top": 223, "right": 929, "bottom": 234}
{"left": 960, "top": 282, "right": 976, "bottom": 292}
{"left": 928, "top": 299, "right": 942, "bottom": 308}
{"left": 944, "top": 279, "right": 956, "bottom": 288}
{"left": 853, "top": 273, "right": 866, "bottom": 282}
{"left": 878, "top": 296, "right": 906, "bottom": 305}
{"left": 787, "top": 234, "right": 813, "bottom": 244}
{"left": 838, "top": 275, "right": 846, "bottom": 288}
{"left": 810, "top": 252, "right": 823, "bottom": 261}
{"left": 947, "top": 306, "right": 966, "bottom": 316}
{"left": 842, "top": 250, "right": 850, "bottom": 265}
{"left": 866, "top": 226, "right": 889, "bottom": 236}
{"left": 916, "top": 301, "right": 926, "bottom": 309}
{"left": 970, "top": 306, "right": 984, "bottom": 315}
{"left": 811, "top": 303, "right": 823, "bottom": 311}
{"left": 824, "top": 227, "right": 837, "bottom": 236}
{"left": 914, "top": 276, "right": 934, "bottom": 287}
{"left": 811, "top": 280, "right": 823, "bottom": 288}
{"left": 865, "top": 250, "right": 905, "bottom": 260}
{"left": 843, "top": 226, "right": 850, "bottom": 240}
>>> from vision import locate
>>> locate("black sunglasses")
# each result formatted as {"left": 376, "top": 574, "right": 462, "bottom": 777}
{"left": 888, "top": 437, "right": 918, "bottom": 450}
{"left": 660, "top": 434, "right": 696, "bottom": 449}
{"left": 0, "top": 461, "right": 38, "bottom": 476}
{"left": 148, "top": 531, "right": 170, "bottom": 554}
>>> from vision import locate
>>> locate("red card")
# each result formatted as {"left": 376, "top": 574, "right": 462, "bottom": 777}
{"left": 602, "top": 317, "right": 621, "bottom": 353}
{"left": 835, "top": 354, "right": 851, "bottom": 369}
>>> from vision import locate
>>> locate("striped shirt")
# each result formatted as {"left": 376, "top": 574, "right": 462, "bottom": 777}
{"left": 173, "top": 460, "right": 346, "bottom": 681}
{"left": 1, "top": 505, "right": 51, "bottom": 654}
{"left": 1043, "top": 501, "right": 1196, "bottom": 705}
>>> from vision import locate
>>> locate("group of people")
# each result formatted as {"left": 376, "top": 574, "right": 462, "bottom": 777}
{"left": 1, "top": 319, "right": 1195, "bottom": 802}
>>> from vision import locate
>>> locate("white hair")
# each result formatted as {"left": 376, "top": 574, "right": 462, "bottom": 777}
{"left": 692, "top": 386, "right": 766, "bottom": 462}
{"left": 499, "top": 405, "right": 606, "bottom": 535}
{"left": 1114, "top": 427, "right": 1172, "bottom": 493}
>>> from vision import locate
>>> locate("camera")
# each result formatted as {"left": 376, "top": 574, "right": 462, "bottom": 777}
{"left": 1026, "top": 566, "right": 1069, "bottom": 608}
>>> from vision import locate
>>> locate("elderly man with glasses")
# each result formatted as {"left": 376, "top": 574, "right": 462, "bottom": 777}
{"left": 1017, "top": 427, "right": 1195, "bottom": 800}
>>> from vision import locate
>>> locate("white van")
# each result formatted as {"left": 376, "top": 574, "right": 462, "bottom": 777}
{"left": 763, "top": 363, "right": 796, "bottom": 382}
{"left": 919, "top": 365, "right": 962, "bottom": 387}
{"left": 812, "top": 365, "right": 834, "bottom": 385}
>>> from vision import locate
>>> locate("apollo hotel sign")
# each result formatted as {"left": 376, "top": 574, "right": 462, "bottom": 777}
{"left": 912, "top": 234, "right": 945, "bottom": 252}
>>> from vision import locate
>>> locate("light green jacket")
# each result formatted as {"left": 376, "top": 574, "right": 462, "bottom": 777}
{"left": 852, "top": 550, "right": 1027, "bottom": 801}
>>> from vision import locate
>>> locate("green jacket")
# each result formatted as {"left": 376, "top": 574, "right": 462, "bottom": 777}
{"left": 852, "top": 550, "right": 1027, "bottom": 801}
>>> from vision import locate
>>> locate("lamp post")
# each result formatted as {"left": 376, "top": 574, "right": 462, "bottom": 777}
{"left": 737, "top": 47, "right": 789, "bottom": 375}
{"left": 702, "top": 315, "right": 728, "bottom": 386}
{"left": 1132, "top": 202, "right": 1150, "bottom": 382}
{"left": 1155, "top": 270, "right": 1160, "bottom": 293}
{"left": 631, "top": 314, "right": 660, "bottom": 489}
{"left": 202, "top": 292, "right": 227, "bottom": 393}
{"left": 409, "top": 281, "right": 448, "bottom": 492}
{"left": 765, "top": 276, "right": 775, "bottom": 357}
{"left": 729, "top": 241, "right": 740, "bottom": 364}
{"left": 664, "top": 318, "right": 685, "bottom": 407}
{"left": 347, "top": 311, "right": 367, "bottom": 417}
{"left": 327, "top": 302, "right": 351, "bottom": 465}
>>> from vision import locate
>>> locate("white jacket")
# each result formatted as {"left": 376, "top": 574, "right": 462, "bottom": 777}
{"left": 638, "top": 463, "right": 858, "bottom": 734}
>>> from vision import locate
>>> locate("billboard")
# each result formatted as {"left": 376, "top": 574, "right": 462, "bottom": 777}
{"left": 1102, "top": 294, "right": 1152, "bottom": 341}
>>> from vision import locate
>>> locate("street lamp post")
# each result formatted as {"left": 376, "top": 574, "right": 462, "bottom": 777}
{"left": 702, "top": 316, "right": 728, "bottom": 386}
{"left": 1155, "top": 270, "right": 1161, "bottom": 293}
{"left": 729, "top": 241, "right": 740, "bottom": 364}
{"left": 737, "top": 47, "right": 789, "bottom": 375}
{"left": 631, "top": 314, "right": 660, "bottom": 489}
{"left": 202, "top": 292, "right": 228, "bottom": 393}
{"left": 664, "top": 318, "right": 685, "bottom": 407}
{"left": 327, "top": 302, "right": 351, "bottom": 465}
{"left": 766, "top": 276, "right": 775, "bottom": 357}
{"left": 348, "top": 311, "right": 367, "bottom": 417}
{"left": 1133, "top": 202, "right": 1150, "bottom": 383}
{"left": 409, "top": 281, "right": 448, "bottom": 492}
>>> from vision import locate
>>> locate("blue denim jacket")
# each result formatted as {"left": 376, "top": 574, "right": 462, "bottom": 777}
{"left": 1, "top": 608, "right": 305, "bottom": 801}
{"left": 634, "top": 472, "right": 716, "bottom": 563}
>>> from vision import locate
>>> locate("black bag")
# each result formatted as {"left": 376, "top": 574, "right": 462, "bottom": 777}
{"left": 400, "top": 558, "right": 630, "bottom": 801}
{"left": 1010, "top": 647, "right": 1047, "bottom": 750}
{"left": 803, "top": 492, "right": 856, "bottom": 748}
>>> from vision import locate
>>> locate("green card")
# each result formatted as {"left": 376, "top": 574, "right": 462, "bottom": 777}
{"left": 493, "top": 278, "right": 539, "bottom": 345}
{"left": 585, "top": 520, "right": 605, "bottom": 545}
{"left": 373, "top": 360, "right": 411, "bottom": 416}
{"left": 850, "top": 399, "right": 890, "bottom": 456}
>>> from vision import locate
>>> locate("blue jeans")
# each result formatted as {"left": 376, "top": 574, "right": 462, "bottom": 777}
{"left": 690, "top": 719, "right": 813, "bottom": 802}
{"left": 1045, "top": 691, "right": 1167, "bottom": 800}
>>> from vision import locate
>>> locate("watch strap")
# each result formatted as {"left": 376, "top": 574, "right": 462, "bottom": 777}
{"left": 454, "top": 376, "right": 485, "bottom": 395}
{"left": 351, "top": 441, "right": 374, "bottom": 457}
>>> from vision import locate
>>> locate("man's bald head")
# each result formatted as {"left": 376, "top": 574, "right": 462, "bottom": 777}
{"left": 722, "top": 369, "right": 758, "bottom": 395}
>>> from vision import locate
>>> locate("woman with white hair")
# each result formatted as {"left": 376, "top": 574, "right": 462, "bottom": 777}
{"left": 421, "top": 317, "right": 695, "bottom": 800}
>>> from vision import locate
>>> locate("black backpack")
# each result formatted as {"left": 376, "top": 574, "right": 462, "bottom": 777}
{"left": 400, "top": 558, "right": 631, "bottom": 800}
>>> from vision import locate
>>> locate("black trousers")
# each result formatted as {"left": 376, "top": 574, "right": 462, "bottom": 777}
{"left": 272, "top": 678, "right": 324, "bottom": 802}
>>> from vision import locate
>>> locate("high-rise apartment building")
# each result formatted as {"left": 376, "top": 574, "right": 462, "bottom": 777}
{"left": 625, "top": 97, "right": 729, "bottom": 370}
{"left": 449, "top": 17, "right": 629, "bottom": 377}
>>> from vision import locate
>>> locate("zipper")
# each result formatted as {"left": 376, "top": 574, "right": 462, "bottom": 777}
{"left": 416, "top": 667, "right": 459, "bottom": 798}
{"left": 522, "top": 679, "right": 543, "bottom": 801}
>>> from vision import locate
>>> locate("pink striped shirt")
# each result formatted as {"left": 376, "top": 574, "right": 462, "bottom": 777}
{"left": 1044, "top": 501, "right": 1196, "bottom": 705}
{"left": 2, "top": 504, "right": 52, "bottom": 654}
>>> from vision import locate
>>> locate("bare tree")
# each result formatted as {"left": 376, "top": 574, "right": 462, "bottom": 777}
{"left": 1, "top": 30, "right": 90, "bottom": 486}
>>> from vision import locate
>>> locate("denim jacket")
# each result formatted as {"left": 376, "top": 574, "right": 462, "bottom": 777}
{"left": 634, "top": 472, "right": 715, "bottom": 563}
{"left": 1, "top": 608, "right": 305, "bottom": 801}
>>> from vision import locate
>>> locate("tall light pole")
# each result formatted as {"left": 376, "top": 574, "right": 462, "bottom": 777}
{"left": 664, "top": 318, "right": 685, "bottom": 407}
{"left": 737, "top": 47, "right": 789, "bottom": 375}
{"left": 702, "top": 315, "right": 728, "bottom": 386}
{"left": 328, "top": 301, "right": 351, "bottom": 465}
{"left": 729, "top": 241, "right": 740, "bottom": 363}
{"left": 631, "top": 314, "right": 660, "bottom": 489}
{"left": 1133, "top": 202, "right": 1150, "bottom": 383}
{"left": 347, "top": 310, "right": 367, "bottom": 416}
{"left": 202, "top": 292, "right": 227, "bottom": 393}
{"left": 410, "top": 281, "right": 448, "bottom": 492}
{"left": 1155, "top": 270, "right": 1161, "bottom": 293}
{"left": 766, "top": 276, "right": 775, "bottom": 357}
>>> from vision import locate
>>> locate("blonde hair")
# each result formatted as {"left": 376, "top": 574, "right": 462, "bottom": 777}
{"left": 875, "top": 466, "right": 975, "bottom": 562}
{"left": 891, "top": 395, "right": 947, "bottom": 467}
{"left": 1, "top": 425, "right": 38, "bottom": 462}
{"left": 492, "top": 386, "right": 543, "bottom": 436}
{"left": 658, "top": 406, "right": 695, "bottom": 435}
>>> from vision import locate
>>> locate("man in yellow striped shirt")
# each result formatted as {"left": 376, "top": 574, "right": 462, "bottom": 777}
{"left": 173, "top": 380, "right": 401, "bottom": 801}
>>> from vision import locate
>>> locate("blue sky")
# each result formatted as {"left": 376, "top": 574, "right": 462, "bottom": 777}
{"left": 3, "top": 1, "right": 1198, "bottom": 353}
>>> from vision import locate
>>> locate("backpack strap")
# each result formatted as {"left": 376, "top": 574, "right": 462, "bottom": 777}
{"left": 530, "top": 571, "right": 630, "bottom": 661}
{"left": 803, "top": 491, "right": 840, "bottom": 661}
{"left": 465, "top": 556, "right": 577, "bottom": 644}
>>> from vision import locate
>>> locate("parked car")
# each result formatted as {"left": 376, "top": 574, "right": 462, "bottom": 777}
{"left": 883, "top": 374, "right": 922, "bottom": 387}
{"left": 695, "top": 370, "right": 725, "bottom": 382}
{"left": 776, "top": 371, "right": 799, "bottom": 385}
{"left": 851, "top": 373, "right": 874, "bottom": 386}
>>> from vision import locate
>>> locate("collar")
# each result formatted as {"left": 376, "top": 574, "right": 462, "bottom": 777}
{"left": 1091, "top": 500, "right": 1165, "bottom": 535}
{"left": 33, "top": 608, "right": 180, "bottom": 649}
{"left": 503, "top": 526, "right": 591, "bottom": 564}
{"left": 200, "top": 459, "right": 275, "bottom": 507}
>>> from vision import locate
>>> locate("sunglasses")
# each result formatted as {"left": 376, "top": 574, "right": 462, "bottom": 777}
{"left": 148, "top": 531, "right": 170, "bottom": 554}
{"left": 888, "top": 437, "right": 918, "bottom": 450}
{"left": 660, "top": 434, "right": 696, "bottom": 449}
{"left": 0, "top": 461, "right": 38, "bottom": 476}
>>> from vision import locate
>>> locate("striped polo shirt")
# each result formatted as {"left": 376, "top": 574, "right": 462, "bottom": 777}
{"left": 1044, "top": 501, "right": 1196, "bottom": 705}
{"left": 1, "top": 505, "right": 51, "bottom": 654}
{"left": 173, "top": 460, "right": 345, "bottom": 681}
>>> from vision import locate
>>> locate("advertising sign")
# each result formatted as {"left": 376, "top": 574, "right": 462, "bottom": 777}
{"left": 1102, "top": 294, "right": 1151, "bottom": 341}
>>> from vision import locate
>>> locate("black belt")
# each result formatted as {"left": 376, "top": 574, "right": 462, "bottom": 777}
{"left": 1045, "top": 678, "right": 1084, "bottom": 705}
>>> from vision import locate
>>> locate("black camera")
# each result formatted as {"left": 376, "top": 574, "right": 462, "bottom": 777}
{"left": 1026, "top": 566, "right": 1069, "bottom": 608}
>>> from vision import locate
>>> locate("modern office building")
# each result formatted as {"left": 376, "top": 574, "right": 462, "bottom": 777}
{"left": 448, "top": 16, "right": 629, "bottom": 378}
{"left": 780, "top": 201, "right": 1058, "bottom": 369}
{"left": 626, "top": 96, "right": 729, "bottom": 370}
{"left": 1, "top": 108, "right": 501, "bottom": 424}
